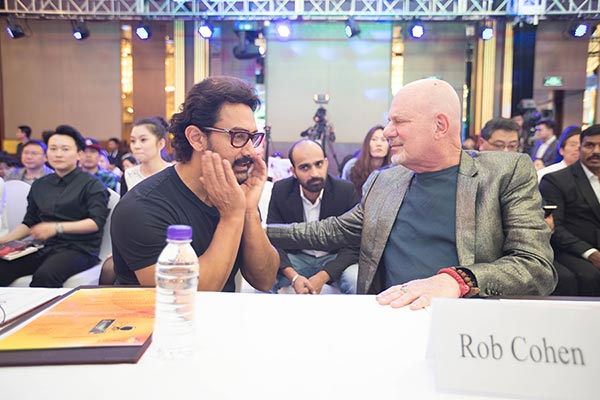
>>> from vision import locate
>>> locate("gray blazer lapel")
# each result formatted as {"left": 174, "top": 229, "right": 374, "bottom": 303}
{"left": 456, "top": 152, "right": 478, "bottom": 266}
{"left": 362, "top": 167, "right": 412, "bottom": 292}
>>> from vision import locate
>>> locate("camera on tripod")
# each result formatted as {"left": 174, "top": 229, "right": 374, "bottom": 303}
{"left": 300, "top": 94, "right": 335, "bottom": 143}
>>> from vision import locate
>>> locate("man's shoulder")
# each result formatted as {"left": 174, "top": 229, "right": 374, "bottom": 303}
{"left": 271, "top": 176, "right": 297, "bottom": 192}
{"left": 326, "top": 174, "right": 356, "bottom": 192}
{"left": 543, "top": 161, "right": 579, "bottom": 183}
{"left": 469, "top": 150, "right": 529, "bottom": 170}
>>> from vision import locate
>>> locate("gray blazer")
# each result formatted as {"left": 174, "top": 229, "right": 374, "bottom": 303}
{"left": 268, "top": 151, "right": 557, "bottom": 296}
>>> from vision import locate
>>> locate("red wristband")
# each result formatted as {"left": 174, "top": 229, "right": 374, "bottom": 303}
{"left": 437, "top": 267, "right": 470, "bottom": 297}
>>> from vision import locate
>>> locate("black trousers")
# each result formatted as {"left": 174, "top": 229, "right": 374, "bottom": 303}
{"left": 550, "top": 260, "right": 578, "bottom": 296}
{"left": 0, "top": 246, "right": 97, "bottom": 288}
{"left": 555, "top": 252, "right": 600, "bottom": 297}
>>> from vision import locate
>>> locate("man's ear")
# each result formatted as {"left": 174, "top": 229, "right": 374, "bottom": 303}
{"left": 433, "top": 112, "right": 450, "bottom": 139}
{"left": 185, "top": 126, "right": 207, "bottom": 152}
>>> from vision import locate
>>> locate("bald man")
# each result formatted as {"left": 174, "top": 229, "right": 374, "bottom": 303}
{"left": 267, "top": 139, "right": 360, "bottom": 294}
{"left": 268, "top": 79, "right": 556, "bottom": 309}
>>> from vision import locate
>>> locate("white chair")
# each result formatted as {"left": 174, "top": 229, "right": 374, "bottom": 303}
{"left": 4, "top": 180, "right": 31, "bottom": 231}
{"left": 9, "top": 189, "right": 120, "bottom": 288}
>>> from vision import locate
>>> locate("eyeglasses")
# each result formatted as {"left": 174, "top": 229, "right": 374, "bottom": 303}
{"left": 202, "top": 127, "right": 265, "bottom": 148}
{"left": 490, "top": 142, "right": 519, "bottom": 151}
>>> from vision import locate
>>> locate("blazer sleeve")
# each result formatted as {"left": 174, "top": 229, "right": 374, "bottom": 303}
{"left": 266, "top": 184, "right": 285, "bottom": 224}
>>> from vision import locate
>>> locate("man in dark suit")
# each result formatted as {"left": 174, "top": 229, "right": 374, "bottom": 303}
{"left": 530, "top": 119, "right": 558, "bottom": 166}
{"left": 267, "top": 139, "right": 360, "bottom": 294}
{"left": 540, "top": 125, "right": 600, "bottom": 296}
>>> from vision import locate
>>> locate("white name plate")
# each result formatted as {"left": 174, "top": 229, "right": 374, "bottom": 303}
{"left": 431, "top": 298, "right": 599, "bottom": 400}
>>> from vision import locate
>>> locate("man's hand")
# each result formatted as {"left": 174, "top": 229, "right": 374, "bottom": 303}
{"left": 589, "top": 250, "right": 600, "bottom": 268}
{"left": 376, "top": 273, "right": 461, "bottom": 310}
{"left": 291, "top": 275, "right": 317, "bottom": 294}
{"left": 308, "top": 270, "right": 330, "bottom": 294}
{"left": 199, "top": 151, "right": 245, "bottom": 219}
{"left": 240, "top": 155, "right": 267, "bottom": 211}
{"left": 544, "top": 214, "right": 555, "bottom": 232}
{"left": 29, "top": 222, "right": 58, "bottom": 241}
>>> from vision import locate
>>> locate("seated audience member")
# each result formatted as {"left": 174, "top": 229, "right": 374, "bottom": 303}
{"left": 0, "top": 125, "right": 109, "bottom": 287}
{"left": 530, "top": 119, "right": 558, "bottom": 166}
{"left": 15, "top": 125, "right": 32, "bottom": 166}
{"left": 120, "top": 117, "right": 171, "bottom": 196}
{"left": 268, "top": 79, "right": 556, "bottom": 309}
{"left": 537, "top": 126, "right": 581, "bottom": 182}
{"left": 81, "top": 138, "right": 118, "bottom": 191}
{"left": 0, "top": 154, "right": 18, "bottom": 179}
{"left": 5, "top": 140, "right": 54, "bottom": 184}
{"left": 478, "top": 117, "right": 520, "bottom": 152}
{"left": 111, "top": 76, "right": 279, "bottom": 292}
{"left": 340, "top": 149, "right": 360, "bottom": 180}
{"left": 106, "top": 137, "right": 124, "bottom": 168}
{"left": 462, "top": 136, "right": 477, "bottom": 151}
{"left": 348, "top": 125, "right": 391, "bottom": 193}
{"left": 268, "top": 139, "right": 360, "bottom": 294}
{"left": 121, "top": 154, "right": 137, "bottom": 171}
{"left": 539, "top": 125, "right": 600, "bottom": 296}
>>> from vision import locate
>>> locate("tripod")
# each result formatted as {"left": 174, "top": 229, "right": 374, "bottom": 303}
{"left": 301, "top": 108, "right": 341, "bottom": 172}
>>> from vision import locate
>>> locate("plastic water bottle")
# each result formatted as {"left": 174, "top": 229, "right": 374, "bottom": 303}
{"left": 154, "top": 225, "right": 199, "bottom": 359}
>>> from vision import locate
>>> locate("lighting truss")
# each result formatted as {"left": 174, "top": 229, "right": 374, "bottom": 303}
{"left": 2, "top": 0, "right": 600, "bottom": 20}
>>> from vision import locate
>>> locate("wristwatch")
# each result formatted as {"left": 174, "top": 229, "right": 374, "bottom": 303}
{"left": 56, "top": 223, "right": 64, "bottom": 235}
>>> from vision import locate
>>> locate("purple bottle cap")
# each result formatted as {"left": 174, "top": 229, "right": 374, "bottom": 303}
{"left": 166, "top": 225, "right": 192, "bottom": 241}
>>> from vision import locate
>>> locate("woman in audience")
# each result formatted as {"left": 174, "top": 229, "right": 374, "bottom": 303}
{"left": 121, "top": 155, "right": 137, "bottom": 171}
{"left": 347, "top": 125, "right": 391, "bottom": 193}
{"left": 120, "top": 117, "right": 170, "bottom": 196}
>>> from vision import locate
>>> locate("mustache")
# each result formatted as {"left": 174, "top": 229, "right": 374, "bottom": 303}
{"left": 307, "top": 178, "right": 325, "bottom": 186}
{"left": 588, "top": 155, "right": 600, "bottom": 160}
{"left": 232, "top": 156, "right": 255, "bottom": 168}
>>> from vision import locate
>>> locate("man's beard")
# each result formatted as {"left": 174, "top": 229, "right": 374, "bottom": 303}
{"left": 232, "top": 155, "right": 254, "bottom": 184}
{"left": 301, "top": 177, "right": 325, "bottom": 193}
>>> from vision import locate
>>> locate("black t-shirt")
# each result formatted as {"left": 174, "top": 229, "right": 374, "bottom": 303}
{"left": 111, "top": 166, "right": 242, "bottom": 292}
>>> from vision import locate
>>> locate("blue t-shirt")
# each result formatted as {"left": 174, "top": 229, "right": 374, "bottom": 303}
{"left": 383, "top": 165, "right": 459, "bottom": 287}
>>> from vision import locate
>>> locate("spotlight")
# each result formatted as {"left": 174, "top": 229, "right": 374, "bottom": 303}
{"left": 275, "top": 20, "right": 291, "bottom": 39}
{"left": 72, "top": 20, "right": 90, "bottom": 41}
{"left": 344, "top": 18, "right": 361, "bottom": 38}
{"left": 409, "top": 20, "right": 425, "bottom": 39}
{"left": 569, "top": 22, "right": 589, "bottom": 38}
{"left": 198, "top": 20, "right": 214, "bottom": 39}
{"left": 5, "top": 17, "right": 25, "bottom": 39}
{"left": 480, "top": 25, "right": 494, "bottom": 41}
{"left": 135, "top": 20, "right": 151, "bottom": 40}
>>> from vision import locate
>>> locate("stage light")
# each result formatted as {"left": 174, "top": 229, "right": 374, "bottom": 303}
{"left": 72, "top": 20, "right": 90, "bottom": 40}
{"left": 569, "top": 22, "right": 589, "bottom": 38}
{"left": 198, "top": 20, "right": 214, "bottom": 39}
{"left": 135, "top": 21, "right": 151, "bottom": 40}
{"left": 275, "top": 21, "right": 291, "bottom": 38}
{"left": 6, "top": 17, "right": 25, "bottom": 39}
{"left": 480, "top": 25, "right": 494, "bottom": 41}
{"left": 409, "top": 20, "right": 425, "bottom": 39}
{"left": 344, "top": 18, "right": 361, "bottom": 38}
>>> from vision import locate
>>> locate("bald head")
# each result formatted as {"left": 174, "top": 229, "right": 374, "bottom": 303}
{"left": 384, "top": 79, "right": 463, "bottom": 172}
{"left": 288, "top": 139, "right": 325, "bottom": 167}
{"left": 395, "top": 79, "right": 461, "bottom": 136}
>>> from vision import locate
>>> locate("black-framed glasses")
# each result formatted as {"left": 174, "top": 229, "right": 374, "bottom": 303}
{"left": 202, "top": 127, "right": 265, "bottom": 148}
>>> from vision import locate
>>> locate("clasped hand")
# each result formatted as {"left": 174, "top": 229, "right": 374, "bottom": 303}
{"left": 29, "top": 222, "right": 58, "bottom": 241}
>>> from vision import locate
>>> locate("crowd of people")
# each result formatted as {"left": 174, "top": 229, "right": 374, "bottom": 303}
{"left": 0, "top": 75, "right": 598, "bottom": 306}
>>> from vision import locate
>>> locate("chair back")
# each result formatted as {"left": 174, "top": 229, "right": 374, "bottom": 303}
{"left": 4, "top": 180, "right": 31, "bottom": 231}
{"left": 99, "top": 188, "right": 120, "bottom": 261}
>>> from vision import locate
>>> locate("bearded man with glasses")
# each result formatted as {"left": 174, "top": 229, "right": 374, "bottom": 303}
{"left": 111, "top": 76, "right": 279, "bottom": 292}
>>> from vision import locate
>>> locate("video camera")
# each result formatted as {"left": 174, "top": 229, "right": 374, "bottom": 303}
{"left": 300, "top": 94, "right": 335, "bottom": 143}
